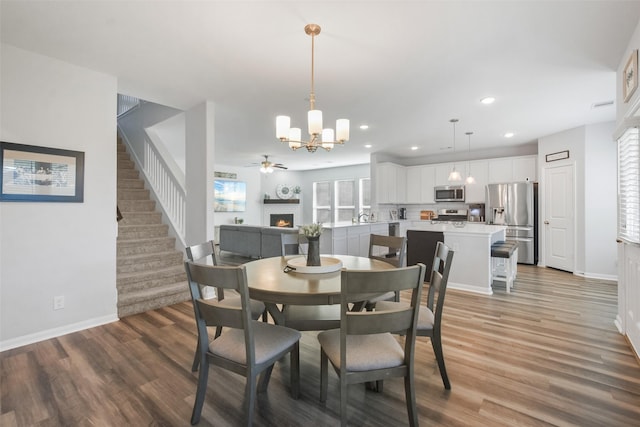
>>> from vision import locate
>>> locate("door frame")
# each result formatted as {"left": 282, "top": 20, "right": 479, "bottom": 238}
{"left": 540, "top": 162, "right": 576, "bottom": 271}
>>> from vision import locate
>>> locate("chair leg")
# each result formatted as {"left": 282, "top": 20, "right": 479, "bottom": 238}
{"left": 320, "top": 349, "right": 328, "bottom": 402}
{"left": 258, "top": 364, "right": 275, "bottom": 393}
{"left": 404, "top": 368, "right": 418, "bottom": 427}
{"left": 431, "top": 333, "right": 451, "bottom": 390}
{"left": 244, "top": 373, "right": 258, "bottom": 427}
{"left": 190, "top": 358, "right": 209, "bottom": 425}
{"left": 340, "top": 373, "right": 348, "bottom": 427}
{"left": 290, "top": 342, "right": 300, "bottom": 399}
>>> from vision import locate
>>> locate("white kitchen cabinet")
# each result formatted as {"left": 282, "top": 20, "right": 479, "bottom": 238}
{"left": 488, "top": 156, "right": 537, "bottom": 183}
{"left": 420, "top": 165, "right": 436, "bottom": 203}
{"left": 405, "top": 166, "right": 422, "bottom": 203}
{"left": 512, "top": 156, "right": 537, "bottom": 182}
{"left": 376, "top": 162, "right": 407, "bottom": 204}
{"left": 320, "top": 227, "right": 348, "bottom": 255}
{"left": 488, "top": 158, "right": 513, "bottom": 183}
{"left": 347, "top": 224, "right": 374, "bottom": 256}
{"left": 465, "top": 160, "right": 489, "bottom": 203}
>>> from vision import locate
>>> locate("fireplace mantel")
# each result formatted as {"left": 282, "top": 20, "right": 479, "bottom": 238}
{"left": 263, "top": 199, "right": 300, "bottom": 204}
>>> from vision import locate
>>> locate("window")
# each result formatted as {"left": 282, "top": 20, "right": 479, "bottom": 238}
{"left": 359, "top": 178, "right": 371, "bottom": 217}
{"left": 313, "top": 181, "right": 331, "bottom": 223}
{"left": 618, "top": 127, "right": 640, "bottom": 244}
{"left": 335, "top": 180, "right": 355, "bottom": 223}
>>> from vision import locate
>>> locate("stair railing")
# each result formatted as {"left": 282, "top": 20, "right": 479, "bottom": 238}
{"left": 118, "top": 124, "right": 186, "bottom": 247}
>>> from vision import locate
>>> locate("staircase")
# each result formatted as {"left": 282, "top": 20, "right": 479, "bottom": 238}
{"left": 116, "top": 139, "right": 189, "bottom": 317}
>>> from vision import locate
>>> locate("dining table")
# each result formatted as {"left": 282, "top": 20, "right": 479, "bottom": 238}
{"left": 244, "top": 254, "right": 395, "bottom": 326}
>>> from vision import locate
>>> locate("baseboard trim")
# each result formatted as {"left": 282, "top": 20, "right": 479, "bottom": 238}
{"left": 0, "top": 314, "right": 119, "bottom": 352}
{"left": 574, "top": 271, "right": 618, "bottom": 281}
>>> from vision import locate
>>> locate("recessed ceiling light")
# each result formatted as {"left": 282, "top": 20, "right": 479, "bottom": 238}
{"left": 411, "top": 146, "right": 419, "bottom": 151}
{"left": 504, "top": 132, "right": 515, "bottom": 138}
{"left": 360, "top": 124, "right": 369, "bottom": 130}
{"left": 364, "top": 144, "right": 372, "bottom": 148}
{"left": 480, "top": 97, "right": 496, "bottom": 105}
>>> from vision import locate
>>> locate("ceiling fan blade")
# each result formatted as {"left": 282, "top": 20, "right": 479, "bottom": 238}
{"left": 273, "top": 164, "right": 288, "bottom": 169}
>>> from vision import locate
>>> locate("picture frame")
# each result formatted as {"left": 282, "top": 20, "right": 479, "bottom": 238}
{"left": 624, "top": 49, "right": 638, "bottom": 103}
{"left": 214, "top": 179, "right": 246, "bottom": 212}
{"left": 390, "top": 209, "right": 398, "bottom": 220}
{"left": 0, "top": 141, "right": 85, "bottom": 202}
{"left": 545, "top": 150, "right": 570, "bottom": 163}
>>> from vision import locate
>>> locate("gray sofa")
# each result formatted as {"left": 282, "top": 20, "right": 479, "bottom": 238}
{"left": 219, "top": 225, "right": 299, "bottom": 258}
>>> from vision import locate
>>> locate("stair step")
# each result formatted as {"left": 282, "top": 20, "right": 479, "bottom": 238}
{"left": 118, "top": 211, "right": 162, "bottom": 225}
{"left": 118, "top": 223, "right": 169, "bottom": 239}
{"left": 117, "top": 281, "right": 190, "bottom": 318}
{"left": 118, "top": 199, "right": 156, "bottom": 212}
{"left": 117, "top": 265, "right": 186, "bottom": 289}
{"left": 117, "top": 169, "right": 140, "bottom": 180}
{"left": 117, "top": 251, "right": 184, "bottom": 274}
{"left": 117, "top": 236, "right": 176, "bottom": 256}
{"left": 118, "top": 188, "right": 150, "bottom": 200}
{"left": 118, "top": 158, "right": 135, "bottom": 169}
{"left": 117, "top": 179, "right": 145, "bottom": 189}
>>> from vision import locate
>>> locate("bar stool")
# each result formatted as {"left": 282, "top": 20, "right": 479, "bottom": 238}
{"left": 491, "top": 241, "right": 518, "bottom": 293}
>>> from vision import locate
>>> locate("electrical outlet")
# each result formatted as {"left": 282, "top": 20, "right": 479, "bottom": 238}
{"left": 53, "top": 295, "right": 65, "bottom": 310}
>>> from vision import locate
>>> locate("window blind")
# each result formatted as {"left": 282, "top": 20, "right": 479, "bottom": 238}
{"left": 618, "top": 127, "right": 640, "bottom": 244}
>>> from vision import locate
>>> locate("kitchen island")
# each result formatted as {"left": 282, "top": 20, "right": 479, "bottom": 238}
{"left": 407, "top": 222, "right": 507, "bottom": 295}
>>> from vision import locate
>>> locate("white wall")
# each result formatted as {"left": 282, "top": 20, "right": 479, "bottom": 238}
{"left": 584, "top": 122, "right": 617, "bottom": 279}
{"left": 0, "top": 45, "right": 118, "bottom": 350}
{"left": 538, "top": 122, "right": 617, "bottom": 279}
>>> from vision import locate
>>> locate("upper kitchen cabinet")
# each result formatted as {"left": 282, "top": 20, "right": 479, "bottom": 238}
{"left": 465, "top": 160, "right": 489, "bottom": 203}
{"left": 512, "top": 156, "right": 537, "bottom": 182}
{"left": 488, "top": 155, "right": 537, "bottom": 183}
{"left": 376, "top": 162, "right": 407, "bottom": 204}
{"left": 405, "top": 165, "right": 436, "bottom": 204}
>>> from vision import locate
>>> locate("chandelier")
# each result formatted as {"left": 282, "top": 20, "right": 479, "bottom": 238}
{"left": 276, "top": 24, "right": 349, "bottom": 152}
{"left": 448, "top": 119, "right": 462, "bottom": 182}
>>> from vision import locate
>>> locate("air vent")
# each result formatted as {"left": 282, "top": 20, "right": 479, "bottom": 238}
{"left": 592, "top": 100, "right": 614, "bottom": 109}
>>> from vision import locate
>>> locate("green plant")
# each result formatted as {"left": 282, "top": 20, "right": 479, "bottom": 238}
{"left": 300, "top": 222, "right": 323, "bottom": 237}
{"left": 293, "top": 185, "right": 301, "bottom": 194}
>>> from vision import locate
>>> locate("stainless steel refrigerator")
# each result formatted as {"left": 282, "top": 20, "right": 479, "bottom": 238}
{"left": 485, "top": 182, "right": 538, "bottom": 264}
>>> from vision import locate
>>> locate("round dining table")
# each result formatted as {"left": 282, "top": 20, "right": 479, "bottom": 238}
{"left": 244, "top": 254, "right": 395, "bottom": 326}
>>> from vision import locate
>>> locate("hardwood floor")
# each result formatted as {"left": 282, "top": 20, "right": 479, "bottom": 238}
{"left": 2, "top": 265, "right": 640, "bottom": 426}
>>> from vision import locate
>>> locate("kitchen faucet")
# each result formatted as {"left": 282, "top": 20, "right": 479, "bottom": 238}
{"left": 358, "top": 212, "right": 369, "bottom": 223}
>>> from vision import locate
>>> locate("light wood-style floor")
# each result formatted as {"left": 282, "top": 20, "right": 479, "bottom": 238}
{"left": 2, "top": 265, "right": 640, "bottom": 426}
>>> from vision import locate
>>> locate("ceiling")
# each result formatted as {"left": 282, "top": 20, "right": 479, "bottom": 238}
{"left": 2, "top": 1, "right": 640, "bottom": 171}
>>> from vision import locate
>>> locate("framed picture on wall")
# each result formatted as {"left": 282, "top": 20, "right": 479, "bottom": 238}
{"left": 624, "top": 49, "right": 638, "bottom": 102}
{"left": 214, "top": 179, "right": 246, "bottom": 212}
{"left": 0, "top": 141, "right": 85, "bottom": 202}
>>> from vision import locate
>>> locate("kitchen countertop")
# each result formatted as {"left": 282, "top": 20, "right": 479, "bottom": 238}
{"left": 408, "top": 222, "right": 506, "bottom": 235}
{"left": 321, "top": 221, "right": 401, "bottom": 229}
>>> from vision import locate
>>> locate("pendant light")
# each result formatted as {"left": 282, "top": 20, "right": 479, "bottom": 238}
{"left": 448, "top": 119, "right": 462, "bottom": 182}
{"left": 465, "top": 132, "right": 476, "bottom": 184}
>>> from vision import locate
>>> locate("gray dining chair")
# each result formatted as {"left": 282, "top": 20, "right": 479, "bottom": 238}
{"left": 186, "top": 240, "right": 266, "bottom": 372}
{"left": 376, "top": 241, "right": 455, "bottom": 389}
{"left": 364, "top": 234, "right": 407, "bottom": 310}
{"left": 280, "top": 232, "right": 303, "bottom": 255}
{"left": 185, "top": 261, "right": 301, "bottom": 426}
{"left": 317, "top": 263, "right": 427, "bottom": 427}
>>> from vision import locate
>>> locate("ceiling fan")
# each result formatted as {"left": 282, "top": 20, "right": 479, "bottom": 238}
{"left": 258, "top": 155, "right": 287, "bottom": 174}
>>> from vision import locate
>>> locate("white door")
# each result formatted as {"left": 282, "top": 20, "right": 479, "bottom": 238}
{"left": 544, "top": 164, "right": 575, "bottom": 272}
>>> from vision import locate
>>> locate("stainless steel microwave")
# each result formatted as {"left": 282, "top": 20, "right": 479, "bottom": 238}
{"left": 434, "top": 185, "right": 465, "bottom": 202}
